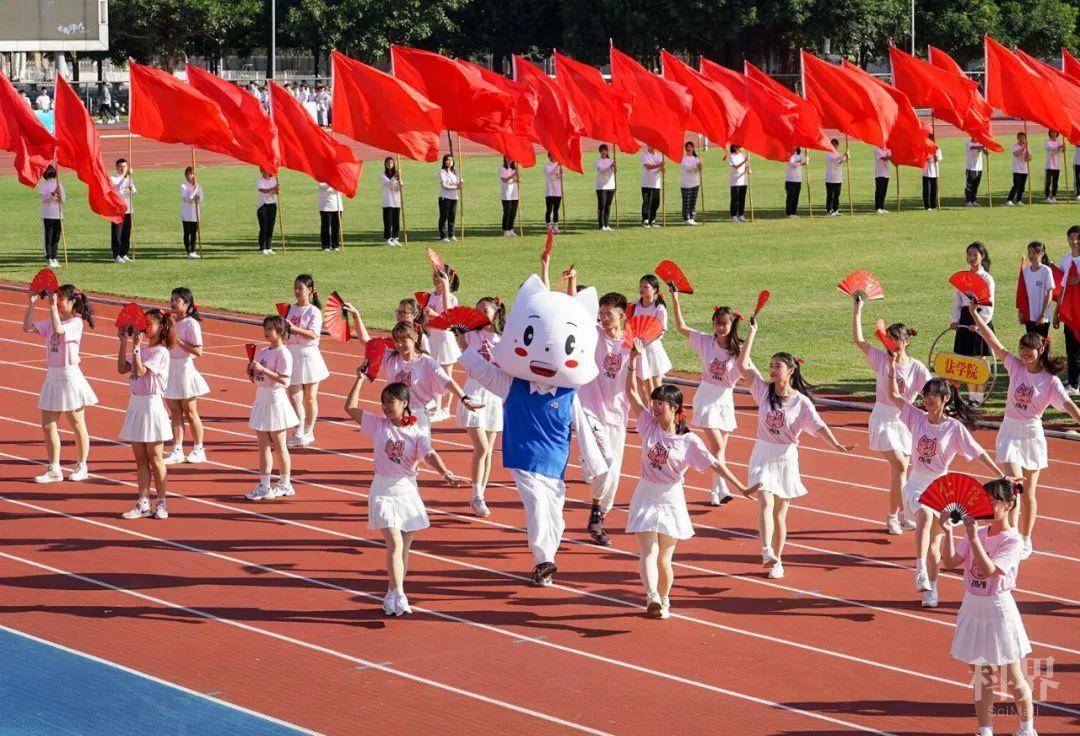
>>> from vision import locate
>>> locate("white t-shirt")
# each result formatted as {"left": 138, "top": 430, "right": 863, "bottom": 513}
{"left": 949, "top": 267, "right": 996, "bottom": 324}
{"left": 382, "top": 351, "right": 451, "bottom": 410}
{"left": 110, "top": 173, "right": 136, "bottom": 213}
{"left": 900, "top": 402, "right": 983, "bottom": 477}
{"left": 824, "top": 152, "right": 845, "bottom": 184}
{"left": 381, "top": 173, "right": 402, "bottom": 208}
{"left": 34, "top": 317, "right": 83, "bottom": 367}
{"left": 641, "top": 150, "right": 663, "bottom": 188}
{"left": 689, "top": 330, "right": 744, "bottom": 388}
{"left": 285, "top": 304, "right": 323, "bottom": 348}
{"left": 873, "top": 147, "right": 891, "bottom": 179}
{"left": 728, "top": 151, "right": 749, "bottom": 187}
{"left": 38, "top": 179, "right": 65, "bottom": 219}
{"left": 922, "top": 148, "right": 942, "bottom": 178}
{"left": 1002, "top": 352, "right": 1071, "bottom": 422}
{"left": 179, "top": 182, "right": 203, "bottom": 222}
{"left": 865, "top": 347, "right": 931, "bottom": 409}
{"left": 749, "top": 374, "right": 827, "bottom": 445}
{"left": 256, "top": 176, "right": 278, "bottom": 206}
{"left": 317, "top": 183, "right": 343, "bottom": 212}
{"left": 578, "top": 329, "right": 631, "bottom": 426}
{"left": 170, "top": 316, "right": 203, "bottom": 361}
{"left": 35, "top": 93, "right": 51, "bottom": 110}
{"left": 545, "top": 162, "right": 563, "bottom": 197}
{"left": 438, "top": 169, "right": 461, "bottom": 200}
{"left": 595, "top": 157, "right": 616, "bottom": 191}
{"left": 785, "top": 153, "right": 805, "bottom": 183}
{"left": 499, "top": 166, "right": 519, "bottom": 201}
{"left": 1045, "top": 139, "right": 1064, "bottom": 170}
{"left": 636, "top": 410, "right": 715, "bottom": 485}
{"left": 680, "top": 155, "right": 701, "bottom": 188}
{"left": 1021, "top": 264, "right": 1054, "bottom": 322}
{"left": 966, "top": 141, "right": 984, "bottom": 172}
{"left": 360, "top": 411, "right": 433, "bottom": 479}
{"left": 1011, "top": 143, "right": 1030, "bottom": 175}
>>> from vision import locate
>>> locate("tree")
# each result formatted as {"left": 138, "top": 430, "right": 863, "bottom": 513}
{"left": 108, "top": 0, "right": 261, "bottom": 68}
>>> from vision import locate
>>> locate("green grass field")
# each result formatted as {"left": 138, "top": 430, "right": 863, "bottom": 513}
{"left": 1, "top": 135, "right": 1076, "bottom": 408}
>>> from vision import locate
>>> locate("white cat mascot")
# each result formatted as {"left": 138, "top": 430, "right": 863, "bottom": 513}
{"left": 459, "top": 274, "right": 610, "bottom": 586}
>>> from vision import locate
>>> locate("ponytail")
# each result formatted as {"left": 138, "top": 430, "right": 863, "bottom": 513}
{"left": 923, "top": 377, "right": 980, "bottom": 429}
{"left": 767, "top": 352, "right": 815, "bottom": 410}
{"left": 295, "top": 274, "right": 321, "bottom": 309}
{"left": 639, "top": 274, "right": 664, "bottom": 307}
{"left": 171, "top": 286, "right": 201, "bottom": 321}
{"left": 886, "top": 322, "right": 917, "bottom": 347}
{"left": 1019, "top": 332, "right": 1067, "bottom": 375}
{"left": 651, "top": 384, "right": 690, "bottom": 434}
{"left": 479, "top": 296, "right": 506, "bottom": 334}
{"left": 145, "top": 308, "right": 175, "bottom": 348}
{"left": 711, "top": 306, "right": 743, "bottom": 357}
{"left": 58, "top": 284, "right": 95, "bottom": 329}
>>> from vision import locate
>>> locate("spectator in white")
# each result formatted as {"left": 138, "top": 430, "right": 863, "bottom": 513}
{"left": 109, "top": 158, "right": 137, "bottom": 263}
{"left": 97, "top": 83, "right": 113, "bottom": 123}
{"left": 922, "top": 134, "right": 943, "bottom": 211}
{"left": 246, "top": 81, "right": 259, "bottom": 98}
{"left": 316, "top": 84, "right": 331, "bottom": 127}
{"left": 544, "top": 153, "right": 563, "bottom": 232}
{"left": 728, "top": 145, "right": 749, "bottom": 222}
{"left": 1044, "top": 130, "right": 1064, "bottom": 203}
{"left": 499, "top": 157, "right": 520, "bottom": 237}
{"left": 179, "top": 166, "right": 203, "bottom": 259}
{"left": 679, "top": 140, "right": 702, "bottom": 225}
{"left": 381, "top": 157, "right": 403, "bottom": 246}
{"left": 1056, "top": 225, "right": 1080, "bottom": 393}
{"left": 873, "top": 146, "right": 892, "bottom": 214}
{"left": 35, "top": 88, "right": 51, "bottom": 111}
{"left": 640, "top": 146, "right": 663, "bottom": 227}
{"left": 20, "top": 89, "right": 32, "bottom": 108}
{"left": 965, "top": 139, "right": 986, "bottom": 206}
{"left": 784, "top": 148, "right": 806, "bottom": 218}
{"left": 824, "top": 140, "right": 847, "bottom": 216}
{"left": 256, "top": 168, "right": 279, "bottom": 254}
{"left": 317, "top": 182, "right": 343, "bottom": 251}
{"left": 1020, "top": 240, "right": 1054, "bottom": 338}
{"left": 258, "top": 85, "right": 270, "bottom": 112}
{"left": 1007, "top": 132, "right": 1031, "bottom": 205}
{"left": 595, "top": 144, "right": 617, "bottom": 231}
{"left": 38, "top": 165, "right": 65, "bottom": 267}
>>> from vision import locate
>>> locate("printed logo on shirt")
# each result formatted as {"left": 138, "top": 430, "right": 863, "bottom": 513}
{"left": 479, "top": 340, "right": 494, "bottom": 363}
{"left": 48, "top": 332, "right": 62, "bottom": 353}
{"left": 602, "top": 352, "right": 623, "bottom": 379}
{"left": 393, "top": 370, "right": 412, "bottom": 386}
{"left": 896, "top": 377, "right": 907, "bottom": 396}
{"left": 385, "top": 439, "right": 405, "bottom": 464}
{"left": 646, "top": 442, "right": 669, "bottom": 470}
{"left": 1013, "top": 383, "right": 1034, "bottom": 409}
{"left": 254, "top": 358, "right": 268, "bottom": 383}
{"left": 708, "top": 357, "right": 727, "bottom": 381}
{"left": 916, "top": 435, "right": 938, "bottom": 464}
{"left": 765, "top": 409, "right": 785, "bottom": 433}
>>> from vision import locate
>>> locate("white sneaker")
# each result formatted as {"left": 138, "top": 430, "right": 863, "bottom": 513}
{"left": 122, "top": 256, "right": 132, "bottom": 262}
{"left": 49, "top": 259, "right": 60, "bottom": 267}
{"left": 687, "top": 218, "right": 696, "bottom": 226}
{"left": 302, "top": 431, "right": 315, "bottom": 446}
{"left": 886, "top": 515, "right": 903, "bottom": 535}
{"left": 552, "top": 225, "right": 560, "bottom": 233}
{"left": 186, "top": 252, "right": 200, "bottom": 259}
{"left": 1006, "top": 200, "right": 1015, "bottom": 206}
{"left": 1020, "top": 537, "right": 1033, "bottom": 560}
{"left": 604, "top": 225, "right": 613, "bottom": 231}
{"left": 386, "top": 239, "right": 396, "bottom": 246}
{"left": 186, "top": 447, "right": 206, "bottom": 464}
{"left": 508, "top": 230, "right": 517, "bottom": 237}
{"left": 762, "top": 546, "right": 779, "bottom": 567}
{"left": 114, "top": 256, "right": 125, "bottom": 263}
{"left": 875, "top": 208, "right": 887, "bottom": 214}
{"left": 245, "top": 484, "right": 274, "bottom": 501}
{"left": 1016, "top": 200, "right": 1025, "bottom": 206}
{"left": 34, "top": 466, "right": 63, "bottom": 483}
{"left": 394, "top": 592, "right": 412, "bottom": 615}
{"left": 915, "top": 570, "right": 931, "bottom": 593}
{"left": 382, "top": 592, "right": 397, "bottom": 616}
{"left": 645, "top": 592, "right": 663, "bottom": 618}
{"left": 163, "top": 446, "right": 186, "bottom": 465}
{"left": 643, "top": 222, "right": 651, "bottom": 228}
{"left": 768, "top": 562, "right": 785, "bottom": 579}
{"left": 121, "top": 500, "right": 152, "bottom": 519}
{"left": 271, "top": 480, "right": 296, "bottom": 498}
{"left": 154, "top": 500, "right": 168, "bottom": 519}
{"left": 68, "top": 463, "right": 89, "bottom": 482}
{"left": 450, "top": 235, "right": 457, "bottom": 242}
{"left": 1013, "top": 725, "right": 1039, "bottom": 736}
{"left": 439, "top": 237, "right": 450, "bottom": 243}
{"left": 659, "top": 596, "right": 671, "bottom": 619}
{"left": 899, "top": 513, "right": 917, "bottom": 531}
{"left": 921, "top": 586, "right": 939, "bottom": 608}
{"left": 286, "top": 433, "right": 305, "bottom": 447}
{"left": 709, "top": 488, "right": 733, "bottom": 506}
{"left": 470, "top": 496, "right": 490, "bottom": 517}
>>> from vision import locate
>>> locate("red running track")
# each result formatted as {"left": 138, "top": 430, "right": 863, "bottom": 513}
{"left": 0, "top": 291, "right": 1077, "bottom": 735}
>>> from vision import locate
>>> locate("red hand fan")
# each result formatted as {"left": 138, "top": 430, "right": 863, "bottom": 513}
{"left": 323, "top": 291, "right": 352, "bottom": 343}
{"left": 115, "top": 302, "right": 148, "bottom": 334}
{"left": 656, "top": 260, "right": 693, "bottom": 294}
{"left": 427, "top": 306, "right": 490, "bottom": 332}
{"left": 752, "top": 290, "right": 771, "bottom": 318}
{"left": 362, "top": 337, "right": 393, "bottom": 380}
{"left": 29, "top": 268, "right": 59, "bottom": 297}
{"left": 919, "top": 472, "right": 996, "bottom": 524}
{"left": 541, "top": 228, "right": 554, "bottom": 260}
{"left": 413, "top": 291, "right": 430, "bottom": 311}
{"left": 426, "top": 247, "right": 445, "bottom": 273}
{"left": 837, "top": 270, "right": 884, "bottom": 301}
{"left": 874, "top": 318, "right": 898, "bottom": 353}
{"left": 275, "top": 302, "right": 290, "bottom": 318}
{"left": 949, "top": 271, "right": 991, "bottom": 307}
{"left": 622, "top": 315, "right": 664, "bottom": 348}
{"left": 245, "top": 343, "right": 257, "bottom": 361}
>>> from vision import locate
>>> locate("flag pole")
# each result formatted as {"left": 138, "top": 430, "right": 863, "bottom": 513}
{"left": 517, "top": 166, "right": 525, "bottom": 236}
{"left": 805, "top": 154, "right": 813, "bottom": 219}
{"left": 844, "top": 135, "right": 853, "bottom": 215}
{"left": 191, "top": 148, "right": 203, "bottom": 257}
{"left": 747, "top": 156, "right": 755, "bottom": 222}
{"left": 276, "top": 184, "right": 287, "bottom": 253}
{"left": 895, "top": 164, "right": 901, "bottom": 211}
{"left": 613, "top": 143, "right": 620, "bottom": 229}
{"left": 1064, "top": 141, "right": 1070, "bottom": 203}
{"left": 931, "top": 116, "right": 941, "bottom": 209}
{"left": 127, "top": 85, "right": 136, "bottom": 260}
{"left": 661, "top": 157, "right": 667, "bottom": 227}
{"left": 699, "top": 156, "right": 706, "bottom": 223}
{"left": 457, "top": 132, "right": 465, "bottom": 240}
{"left": 396, "top": 155, "right": 409, "bottom": 247}
{"left": 337, "top": 207, "right": 344, "bottom": 249}
{"left": 56, "top": 164, "right": 69, "bottom": 265}
{"left": 1024, "top": 121, "right": 1033, "bottom": 205}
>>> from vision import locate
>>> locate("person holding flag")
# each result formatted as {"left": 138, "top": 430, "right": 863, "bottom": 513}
{"left": 38, "top": 166, "right": 65, "bottom": 267}
{"left": 317, "top": 182, "right": 343, "bottom": 251}
{"left": 965, "top": 139, "right": 986, "bottom": 206}
{"left": 1045, "top": 130, "right": 1064, "bottom": 204}
{"left": 179, "top": 167, "right": 203, "bottom": 259}
{"left": 640, "top": 146, "right": 663, "bottom": 227}
{"left": 824, "top": 142, "right": 847, "bottom": 216}
{"left": 109, "top": 158, "right": 136, "bottom": 263}
{"left": 873, "top": 146, "right": 892, "bottom": 215}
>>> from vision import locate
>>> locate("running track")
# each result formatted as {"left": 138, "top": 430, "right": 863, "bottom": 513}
{"left": 0, "top": 290, "right": 1077, "bottom": 734}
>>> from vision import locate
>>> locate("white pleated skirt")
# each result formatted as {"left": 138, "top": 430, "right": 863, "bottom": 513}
{"left": 287, "top": 344, "right": 330, "bottom": 386}
{"left": 690, "top": 381, "right": 736, "bottom": 431}
{"left": 164, "top": 358, "right": 210, "bottom": 400}
{"left": 748, "top": 441, "right": 807, "bottom": 499}
{"left": 456, "top": 380, "right": 504, "bottom": 432}
{"left": 368, "top": 474, "right": 430, "bottom": 532}
{"left": 636, "top": 339, "right": 672, "bottom": 380}
{"left": 428, "top": 328, "right": 461, "bottom": 365}
{"left": 249, "top": 386, "right": 299, "bottom": 432}
{"left": 868, "top": 403, "right": 913, "bottom": 454}
{"left": 625, "top": 479, "right": 694, "bottom": 540}
{"left": 38, "top": 365, "right": 99, "bottom": 413}
{"left": 996, "top": 417, "right": 1047, "bottom": 471}
{"left": 951, "top": 593, "right": 1031, "bottom": 665}
{"left": 119, "top": 394, "right": 173, "bottom": 444}
{"left": 902, "top": 470, "right": 942, "bottom": 520}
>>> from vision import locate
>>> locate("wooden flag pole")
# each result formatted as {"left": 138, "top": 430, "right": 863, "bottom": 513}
{"left": 804, "top": 154, "right": 813, "bottom": 219}
{"left": 1063, "top": 141, "right": 1070, "bottom": 202}
{"left": 396, "top": 156, "right": 410, "bottom": 247}
{"left": 337, "top": 208, "right": 344, "bottom": 249}
{"left": 844, "top": 135, "right": 853, "bottom": 215}
{"left": 613, "top": 143, "right": 620, "bottom": 229}
{"left": 661, "top": 159, "right": 667, "bottom": 227}
{"left": 276, "top": 184, "right": 287, "bottom": 253}
{"left": 699, "top": 158, "right": 706, "bottom": 223}
{"left": 56, "top": 166, "right": 69, "bottom": 265}
{"left": 747, "top": 157, "right": 755, "bottom": 223}
{"left": 560, "top": 167, "right": 567, "bottom": 230}
{"left": 191, "top": 148, "right": 203, "bottom": 256}
{"left": 456, "top": 132, "right": 466, "bottom": 240}
{"left": 127, "top": 123, "right": 136, "bottom": 260}
{"left": 895, "top": 164, "right": 900, "bottom": 211}
{"left": 931, "top": 116, "right": 941, "bottom": 209}
{"left": 986, "top": 150, "right": 993, "bottom": 208}
{"left": 517, "top": 168, "right": 525, "bottom": 237}
{"left": 1024, "top": 121, "right": 1033, "bottom": 206}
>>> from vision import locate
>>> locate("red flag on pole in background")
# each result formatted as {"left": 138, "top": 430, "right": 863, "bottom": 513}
{"left": 609, "top": 45, "right": 692, "bottom": 161}
{"left": 1064, "top": 48, "right": 1080, "bottom": 82}
{"left": 743, "top": 61, "right": 834, "bottom": 152}
{"left": 330, "top": 51, "right": 442, "bottom": 162}
{"left": 129, "top": 61, "right": 237, "bottom": 153}
{"left": 552, "top": 51, "right": 638, "bottom": 153}
{"left": 269, "top": 81, "right": 361, "bottom": 197}
{"left": 0, "top": 71, "right": 55, "bottom": 186}
{"left": 660, "top": 51, "right": 745, "bottom": 148}
{"left": 514, "top": 55, "right": 585, "bottom": 173}
{"left": 984, "top": 36, "right": 1072, "bottom": 135}
{"left": 53, "top": 74, "right": 126, "bottom": 222}
{"left": 187, "top": 64, "right": 281, "bottom": 173}
{"left": 1015, "top": 49, "right": 1080, "bottom": 144}
{"left": 699, "top": 59, "right": 799, "bottom": 162}
{"left": 801, "top": 50, "right": 898, "bottom": 148}
{"left": 456, "top": 58, "right": 538, "bottom": 166}
{"left": 842, "top": 59, "right": 934, "bottom": 169}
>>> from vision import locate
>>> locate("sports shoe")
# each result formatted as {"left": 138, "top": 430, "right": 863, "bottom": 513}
{"left": 68, "top": 463, "right": 89, "bottom": 482}
{"left": 645, "top": 592, "right": 663, "bottom": 618}
{"left": 762, "top": 546, "right": 779, "bottom": 567}
{"left": 381, "top": 592, "right": 396, "bottom": 616}
{"left": 163, "top": 446, "right": 186, "bottom": 465}
{"left": 659, "top": 596, "right": 671, "bottom": 619}
{"left": 886, "top": 514, "right": 903, "bottom": 535}
{"left": 439, "top": 237, "right": 450, "bottom": 243}
{"left": 186, "top": 446, "right": 206, "bottom": 464}
{"left": 687, "top": 218, "right": 697, "bottom": 226}
{"left": 187, "top": 252, "right": 200, "bottom": 259}
{"left": 531, "top": 561, "right": 557, "bottom": 587}
{"left": 915, "top": 570, "right": 931, "bottom": 593}
{"left": 386, "top": 239, "right": 396, "bottom": 246}
{"left": 876, "top": 208, "right": 888, "bottom": 215}
{"left": 286, "top": 433, "right": 305, "bottom": 447}
{"left": 34, "top": 467, "right": 63, "bottom": 483}
{"left": 900, "top": 513, "right": 917, "bottom": 531}
{"left": 1006, "top": 200, "right": 1015, "bottom": 206}
{"left": 394, "top": 592, "right": 412, "bottom": 615}
{"left": 48, "top": 259, "right": 60, "bottom": 267}
{"left": 302, "top": 431, "right": 315, "bottom": 446}
{"left": 114, "top": 256, "right": 125, "bottom": 264}
{"left": 450, "top": 235, "right": 457, "bottom": 242}
{"left": 768, "top": 562, "right": 785, "bottom": 579}
{"left": 1013, "top": 725, "right": 1039, "bottom": 736}
{"left": 920, "top": 586, "right": 939, "bottom": 608}
{"left": 470, "top": 496, "right": 490, "bottom": 517}
{"left": 551, "top": 225, "right": 560, "bottom": 234}
{"left": 731, "top": 216, "right": 740, "bottom": 222}
{"left": 1020, "top": 537, "right": 1033, "bottom": 560}
{"left": 154, "top": 500, "right": 169, "bottom": 520}
{"left": 270, "top": 480, "right": 296, "bottom": 498}
{"left": 710, "top": 488, "right": 734, "bottom": 507}
{"left": 643, "top": 222, "right": 651, "bottom": 228}
{"left": 121, "top": 500, "right": 152, "bottom": 519}
{"left": 1016, "top": 200, "right": 1025, "bottom": 206}
{"left": 245, "top": 484, "right": 274, "bottom": 501}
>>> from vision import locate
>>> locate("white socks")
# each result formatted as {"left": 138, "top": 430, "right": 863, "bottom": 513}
{"left": 472, "top": 483, "right": 484, "bottom": 499}
{"left": 977, "top": 727, "right": 992, "bottom": 736}
{"left": 280, "top": 473, "right": 290, "bottom": 485}
{"left": 260, "top": 474, "right": 271, "bottom": 488}
{"left": 714, "top": 475, "right": 730, "bottom": 494}
{"left": 915, "top": 559, "right": 926, "bottom": 574}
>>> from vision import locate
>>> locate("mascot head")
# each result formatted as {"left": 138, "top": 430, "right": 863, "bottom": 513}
{"left": 493, "top": 274, "right": 599, "bottom": 388}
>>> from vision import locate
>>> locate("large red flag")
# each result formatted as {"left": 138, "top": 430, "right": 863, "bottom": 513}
{"left": 985, "top": 36, "right": 1072, "bottom": 135}
{"left": 1059, "top": 262, "right": 1080, "bottom": 334}
{"left": 514, "top": 55, "right": 585, "bottom": 173}
{"left": 552, "top": 51, "right": 638, "bottom": 153}
{"left": 129, "top": 62, "right": 236, "bottom": 154}
{"left": 269, "top": 81, "right": 361, "bottom": 198}
{"left": 330, "top": 51, "right": 442, "bottom": 162}
{"left": 186, "top": 64, "right": 280, "bottom": 173}
{"left": 390, "top": 45, "right": 514, "bottom": 133}
{"left": 801, "top": 50, "right": 898, "bottom": 148}
{"left": 456, "top": 58, "right": 537, "bottom": 167}
{"left": 0, "top": 71, "right": 55, "bottom": 186}
{"left": 1015, "top": 50, "right": 1080, "bottom": 144}
{"left": 609, "top": 46, "right": 692, "bottom": 161}
{"left": 699, "top": 59, "right": 798, "bottom": 162}
{"left": 842, "top": 59, "right": 934, "bottom": 169}
{"left": 53, "top": 75, "right": 126, "bottom": 222}
{"left": 1064, "top": 48, "right": 1080, "bottom": 82}
{"left": 660, "top": 51, "right": 745, "bottom": 147}
{"left": 743, "top": 61, "right": 833, "bottom": 152}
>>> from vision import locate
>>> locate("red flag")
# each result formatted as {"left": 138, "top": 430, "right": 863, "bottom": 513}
{"left": 269, "top": 81, "right": 361, "bottom": 197}
{"left": 53, "top": 75, "right": 126, "bottom": 222}
{"left": 390, "top": 45, "right": 514, "bottom": 133}
{"left": 801, "top": 50, "right": 898, "bottom": 148}
{"left": 1064, "top": 48, "right": 1080, "bottom": 82}
{"left": 514, "top": 55, "right": 585, "bottom": 173}
{"left": 985, "top": 36, "right": 1071, "bottom": 135}
{"left": 1017, "top": 260, "right": 1032, "bottom": 323}
{"left": 0, "top": 71, "right": 55, "bottom": 186}
{"left": 743, "top": 61, "right": 834, "bottom": 152}
{"left": 699, "top": 59, "right": 798, "bottom": 162}
{"left": 129, "top": 61, "right": 236, "bottom": 154}
{"left": 1015, "top": 49, "right": 1080, "bottom": 144}
{"left": 186, "top": 64, "right": 280, "bottom": 174}
{"left": 1060, "top": 262, "right": 1080, "bottom": 334}
{"left": 330, "top": 51, "right": 442, "bottom": 162}
{"left": 842, "top": 59, "right": 934, "bottom": 169}
{"left": 609, "top": 45, "right": 692, "bottom": 161}
{"left": 660, "top": 51, "right": 745, "bottom": 147}
{"left": 553, "top": 51, "right": 638, "bottom": 153}
{"left": 456, "top": 58, "right": 538, "bottom": 166}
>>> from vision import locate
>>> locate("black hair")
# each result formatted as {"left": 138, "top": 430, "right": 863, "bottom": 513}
{"left": 651, "top": 384, "right": 690, "bottom": 435}
{"left": 983, "top": 477, "right": 1020, "bottom": 510}
{"left": 390, "top": 320, "right": 426, "bottom": 354}
{"left": 263, "top": 314, "right": 290, "bottom": 338}
{"left": 57, "top": 284, "right": 94, "bottom": 328}
{"left": 966, "top": 241, "right": 991, "bottom": 271}
{"left": 637, "top": 274, "right": 665, "bottom": 307}
{"left": 921, "top": 377, "right": 980, "bottom": 429}
{"left": 42, "top": 165, "right": 56, "bottom": 180}
{"left": 441, "top": 154, "right": 455, "bottom": 171}
{"left": 1026, "top": 240, "right": 1049, "bottom": 266}
{"left": 476, "top": 296, "right": 506, "bottom": 334}
{"left": 728, "top": 144, "right": 738, "bottom": 154}
{"left": 115, "top": 158, "right": 128, "bottom": 167}
{"left": 502, "top": 157, "right": 517, "bottom": 170}
{"left": 711, "top": 306, "right": 743, "bottom": 357}
{"left": 184, "top": 166, "right": 194, "bottom": 178}
{"left": 438, "top": 265, "right": 461, "bottom": 292}
{"left": 294, "top": 274, "right": 321, "bottom": 309}
{"left": 144, "top": 308, "right": 175, "bottom": 348}
{"left": 598, "top": 144, "right": 609, "bottom": 154}
{"left": 381, "top": 382, "right": 414, "bottom": 422}
{"left": 171, "top": 287, "right": 201, "bottom": 321}
{"left": 885, "top": 322, "right": 917, "bottom": 345}
{"left": 1067, "top": 225, "right": 1080, "bottom": 237}
{"left": 1019, "top": 331, "right": 1067, "bottom": 374}
{"left": 767, "top": 352, "right": 814, "bottom": 410}
{"left": 830, "top": 138, "right": 839, "bottom": 146}
{"left": 599, "top": 291, "right": 629, "bottom": 313}
{"left": 397, "top": 298, "right": 419, "bottom": 319}
{"left": 383, "top": 157, "right": 398, "bottom": 178}
{"left": 684, "top": 140, "right": 696, "bottom": 155}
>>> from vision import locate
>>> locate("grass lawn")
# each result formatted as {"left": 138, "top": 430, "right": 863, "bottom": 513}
{"left": 1, "top": 134, "right": 1077, "bottom": 412}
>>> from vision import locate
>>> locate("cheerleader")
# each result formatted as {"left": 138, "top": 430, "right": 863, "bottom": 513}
{"left": 38, "top": 165, "right": 64, "bottom": 267}
{"left": 544, "top": 153, "right": 563, "bottom": 232}
{"left": 117, "top": 310, "right": 173, "bottom": 520}
{"left": 670, "top": 290, "right": 748, "bottom": 506}
{"left": 941, "top": 480, "right": 1034, "bottom": 736}
{"left": 423, "top": 266, "right": 462, "bottom": 421}
{"left": 966, "top": 301, "right": 1080, "bottom": 559}
{"left": 625, "top": 339, "right": 754, "bottom": 618}
{"left": 345, "top": 378, "right": 463, "bottom": 616}
{"left": 247, "top": 315, "right": 298, "bottom": 500}
{"left": 179, "top": 167, "right": 202, "bottom": 259}
{"left": 499, "top": 157, "right": 520, "bottom": 237}
{"left": 381, "top": 157, "right": 403, "bottom": 246}
{"left": 437, "top": 154, "right": 461, "bottom": 242}
{"left": 851, "top": 296, "right": 931, "bottom": 534}
{"left": 737, "top": 318, "right": 854, "bottom": 580}
{"left": 21, "top": 285, "right": 97, "bottom": 483}
{"left": 680, "top": 140, "right": 701, "bottom": 225}
{"left": 631, "top": 275, "right": 671, "bottom": 393}
{"left": 455, "top": 297, "right": 506, "bottom": 516}
{"left": 284, "top": 275, "right": 330, "bottom": 447}
{"left": 950, "top": 242, "right": 997, "bottom": 406}
{"left": 1018, "top": 241, "right": 1054, "bottom": 337}
{"left": 163, "top": 287, "right": 209, "bottom": 465}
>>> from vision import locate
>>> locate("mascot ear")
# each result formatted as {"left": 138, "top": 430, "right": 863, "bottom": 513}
{"left": 573, "top": 286, "right": 600, "bottom": 321}
{"left": 517, "top": 274, "right": 547, "bottom": 301}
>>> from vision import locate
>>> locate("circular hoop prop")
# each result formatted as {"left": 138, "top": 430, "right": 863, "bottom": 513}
{"left": 927, "top": 326, "right": 999, "bottom": 400}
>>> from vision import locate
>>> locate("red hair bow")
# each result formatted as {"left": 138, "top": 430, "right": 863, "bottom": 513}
{"left": 794, "top": 357, "right": 804, "bottom": 365}
{"left": 1043, "top": 337, "right": 1052, "bottom": 347}
{"left": 401, "top": 414, "right": 417, "bottom": 427}
{"left": 732, "top": 310, "right": 744, "bottom": 321}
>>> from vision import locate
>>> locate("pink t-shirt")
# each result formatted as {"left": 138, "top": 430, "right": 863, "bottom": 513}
{"left": 286, "top": 304, "right": 322, "bottom": 347}
{"left": 463, "top": 328, "right": 499, "bottom": 363}
{"left": 253, "top": 345, "right": 292, "bottom": 388}
{"left": 900, "top": 401, "right": 983, "bottom": 477}
{"left": 382, "top": 350, "right": 451, "bottom": 409}
{"left": 631, "top": 300, "right": 668, "bottom": 333}
{"left": 956, "top": 527, "right": 1023, "bottom": 597}
{"left": 34, "top": 317, "right": 83, "bottom": 368}
{"left": 169, "top": 316, "right": 203, "bottom": 360}
{"left": 128, "top": 344, "right": 169, "bottom": 396}
{"left": 636, "top": 410, "right": 715, "bottom": 484}
{"left": 749, "top": 374, "right": 827, "bottom": 445}
{"left": 865, "top": 347, "right": 931, "bottom": 408}
{"left": 579, "top": 329, "right": 631, "bottom": 425}
{"left": 689, "top": 329, "right": 744, "bottom": 388}
{"left": 1002, "top": 352, "right": 1070, "bottom": 422}
{"left": 360, "top": 411, "right": 433, "bottom": 479}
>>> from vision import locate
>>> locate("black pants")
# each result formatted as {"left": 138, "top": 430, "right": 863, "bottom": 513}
{"left": 1025, "top": 321, "right": 1050, "bottom": 337}
{"left": 1074, "top": 165, "right": 1080, "bottom": 197}
{"left": 729, "top": 185, "right": 747, "bottom": 218}
{"left": 182, "top": 221, "right": 198, "bottom": 254}
{"left": 922, "top": 176, "right": 939, "bottom": 209}
{"left": 681, "top": 186, "right": 699, "bottom": 220}
{"left": 641, "top": 187, "right": 660, "bottom": 224}
{"left": 1064, "top": 323, "right": 1080, "bottom": 387}
{"left": 825, "top": 182, "right": 841, "bottom": 213}
{"left": 545, "top": 196, "right": 561, "bottom": 224}
{"left": 438, "top": 197, "right": 457, "bottom": 239}
{"left": 874, "top": 177, "right": 889, "bottom": 210}
{"left": 1045, "top": 169, "right": 1060, "bottom": 199}
{"left": 257, "top": 204, "right": 277, "bottom": 250}
{"left": 596, "top": 189, "right": 614, "bottom": 228}
{"left": 784, "top": 182, "right": 801, "bottom": 216}
{"left": 383, "top": 207, "right": 401, "bottom": 240}
{"left": 1008, "top": 173, "right": 1027, "bottom": 203}
{"left": 42, "top": 218, "right": 61, "bottom": 260}
{"left": 110, "top": 213, "right": 132, "bottom": 257}
{"left": 501, "top": 199, "right": 519, "bottom": 231}
{"left": 965, "top": 170, "right": 982, "bottom": 203}
{"left": 320, "top": 210, "right": 341, "bottom": 250}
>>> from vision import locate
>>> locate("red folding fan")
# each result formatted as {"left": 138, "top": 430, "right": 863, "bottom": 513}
{"left": 323, "top": 291, "right": 352, "bottom": 343}
{"left": 541, "top": 228, "right": 555, "bottom": 261}
{"left": 426, "top": 247, "right": 445, "bottom": 273}
{"left": 427, "top": 306, "right": 490, "bottom": 332}
{"left": 752, "top": 290, "right": 771, "bottom": 318}
{"left": 949, "top": 271, "right": 992, "bottom": 306}
{"left": 919, "top": 472, "right": 996, "bottom": 524}
{"left": 622, "top": 315, "right": 664, "bottom": 348}
{"left": 115, "top": 302, "right": 148, "bottom": 334}
{"left": 362, "top": 337, "right": 394, "bottom": 380}
{"left": 656, "top": 260, "right": 693, "bottom": 294}
{"left": 874, "top": 318, "right": 898, "bottom": 353}
{"left": 837, "top": 270, "right": 884, "bottom": 301}
{"left": 275, "top": 302, "right": 291, "bottom": 318}
{"left": 413, "top": 291, "right": 430, "bottom": 311}
{"left": 29, "top": 268, "right": 59, "bottom": 297}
